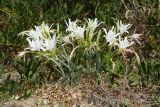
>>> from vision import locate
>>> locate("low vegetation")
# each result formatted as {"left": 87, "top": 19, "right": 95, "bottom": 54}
{"left": 0, "top": 0, "right": 160, "bottom": 106}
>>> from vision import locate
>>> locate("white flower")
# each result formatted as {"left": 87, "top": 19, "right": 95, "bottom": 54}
{"left": 19, "top": 22, "right": 58, "bottom": 52}
{"left": 22, "top": 22, "right": 53, "bottom": 40}
{"left": 103, "top": 27, "right": 119, "bottom": 45}
{"left": 26, "top": 38, "right": 42, "bottom": 51}
{"left": 25, "top": 26, "right": 42, "bottom": 39}
{"left": 66, "top": 19, "right": 78, "bottom": 32}
{"left": 86, "top": 18, "right": 102, "bottom": 31}
{"left": 29, "top": 26, "right": 43, "bottom": 39}
{"left": 66, "top": 19, "right": 85, "bottom": 39}
{"left": 117, "top": 20, "right": 132, "bottom": 34}
{"left": 118, "top": 37, "right": 134, "bottom": 50}
{"left": 42, "top": 35, "right": 56, "bottom": 51}
{"left": 72, "top": 26, "right": 85, "bottom": 38}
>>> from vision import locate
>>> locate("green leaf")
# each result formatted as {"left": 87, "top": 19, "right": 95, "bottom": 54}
{"left": 73, "top": 3, "right": 84, "bottom": 15}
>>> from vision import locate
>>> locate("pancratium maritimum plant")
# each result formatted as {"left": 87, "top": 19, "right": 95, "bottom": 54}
{"left": 117, "top": 37, "right": 134, "bottom": 52}
{"left": 103, "top": 20, "right": 141, "bottom": 53}
{"left": 18, "top": 22, "right": 66, "bottom": 76}
{"left": 85, "top": 18, "right": 103, "bottom": 47}
{"left": 17, "top": 18, "right": 142, "bottom": 82}
{"left": 64, "top": 18, "right": 103, "bottom": 49}
{"left": 18, "top": 19, "right": 141, "bottom": 59}
{"left": 61, "top": 18, "right": 104, "bottom": 65}
{"left": 103, "top": 27, "right": 119, "bottom": 46}
{"left": 19, "top": 22, "right": 56, "bottom": 52}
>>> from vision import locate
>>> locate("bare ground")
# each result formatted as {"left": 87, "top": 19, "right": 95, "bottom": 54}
{"left": 1, "top": 77, "right": 160, "bottom": 107}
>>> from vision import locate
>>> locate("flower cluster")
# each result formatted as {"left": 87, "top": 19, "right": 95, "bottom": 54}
{"left": 103, "top": 20, "right": 141, "bottom": 52}
{"left": 20, "top": 22, "right": 56, "bottom": 52}
{"left": 19, "top": 18, "right": 141, "bottom": 55}
{"left": 64, "top": 18, "right": 102, "bottom": 44}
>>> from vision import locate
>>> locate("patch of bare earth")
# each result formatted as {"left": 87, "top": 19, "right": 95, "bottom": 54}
{"left": 2, "top": 77, "right": 160, "bottom": 107}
